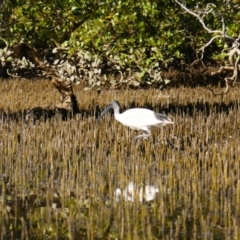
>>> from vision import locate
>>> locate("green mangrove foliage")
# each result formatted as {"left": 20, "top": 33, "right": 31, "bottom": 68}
{"left": 2, "top": 1, "right": 239, "bottom": 58}
{"left": 0, "top": 0, "right": 240, "bottom": 86}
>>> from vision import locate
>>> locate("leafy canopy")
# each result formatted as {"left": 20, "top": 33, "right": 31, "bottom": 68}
{"left": 0, "top": 0, "right": 239, "bottom": 68}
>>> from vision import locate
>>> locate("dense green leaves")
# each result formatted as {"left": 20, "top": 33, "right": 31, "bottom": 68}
{"left": 0, "top": 0, "right": 240, "bottom": 69}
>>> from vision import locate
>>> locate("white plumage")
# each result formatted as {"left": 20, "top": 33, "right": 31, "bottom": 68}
{"left": 114, "top": 182, "right": 159, "bottom": 202}
{"left": 98, "top": 100, "right": 173, "bottom": 140}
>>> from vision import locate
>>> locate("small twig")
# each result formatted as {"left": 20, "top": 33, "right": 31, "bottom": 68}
{"left": 199, "top": 35, "right": 224, "bottom": 51}
{"left": 6, "top": 69, "right": 18, "bottom": 78}
{"left": 175, "top": 0, "right": 235, "bottom": 68}
{"left": 0, "top": 37, "right": 8, "bottom": 49}
{"left": 206, "top": 80, "right": 229, "bottom": 96}
{"left": 175, "top": 0, "right": 239, "bottom": 96}
{"left": 175, "top": 0, "right": 226, "bottom": 35}
{"left": 207, "top": 46, "right": 240, "bottom": 95}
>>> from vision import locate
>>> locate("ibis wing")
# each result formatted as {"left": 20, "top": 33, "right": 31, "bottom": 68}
{"left": 116, "top": 108, "right": 172, "bottom": 129}
{"left": 155, "top": 113, "right": 173, "bottom": 125}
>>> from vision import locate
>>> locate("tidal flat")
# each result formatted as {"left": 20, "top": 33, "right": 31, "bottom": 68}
{"left": 0, "top": 79, "right": 240, "bottom": 239}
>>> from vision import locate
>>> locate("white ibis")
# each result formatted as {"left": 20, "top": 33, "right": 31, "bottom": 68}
{"left": 114, "top": 182, "right": 159, "bottom": 202}
{"left": 98, "top": 100, "right": 173, "bottom": 140}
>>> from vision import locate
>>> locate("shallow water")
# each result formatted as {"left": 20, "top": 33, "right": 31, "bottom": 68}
{"left": 0, "top": 81, "right": 240, "bottom": 239}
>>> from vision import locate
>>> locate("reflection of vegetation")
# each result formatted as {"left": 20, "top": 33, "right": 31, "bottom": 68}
{"left": 0, "top": 79, "right": 240, "bottom": 238}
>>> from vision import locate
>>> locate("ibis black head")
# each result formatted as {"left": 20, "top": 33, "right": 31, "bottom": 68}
{"left": 98, "top": 100, "right": 121, "bottom": 120}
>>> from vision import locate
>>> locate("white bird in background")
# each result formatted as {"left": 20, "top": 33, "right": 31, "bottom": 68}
{"left": 98, "top": 100, "right": 174, "bottom": 140}
{"left": 114, "top": 182, "right": 159, "bottom": 202}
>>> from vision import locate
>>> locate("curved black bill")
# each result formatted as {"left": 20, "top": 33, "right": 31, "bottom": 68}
{"left": 98, "top": 104, "right": 113, "bottom": 120}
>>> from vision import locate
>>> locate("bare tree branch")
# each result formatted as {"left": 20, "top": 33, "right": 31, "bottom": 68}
{"left": 206, "top": 79, "right": 229, "bottom": 96}
{"left": 175, "top": 1, "right": 223, "bottom": 34}
{"left": 175, "top": 0, "right": 235, "bottom": 65}
{"left": 175, "top": 0, "right": 239, "bottom": 95}
{"left": 206, "top": 45, "right": 240, "bottom": 96}
{"left": 0, "top": 37, "right": 8, "bottom": 49}
{"left": 191, "top": 35, "right": 223, "bottom": 67}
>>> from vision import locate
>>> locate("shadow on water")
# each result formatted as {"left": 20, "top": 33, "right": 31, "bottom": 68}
{"left": 0, "top": 99, "right": 239, "bottom": 123}
{"left": 163, "top": 100, "right": 239, "bottom": 117}
{"left": 118, "top": 99, "right": 239, "bottom": 117}
{"left": 0, "top": 98, "right": 237, "bottom": 239}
